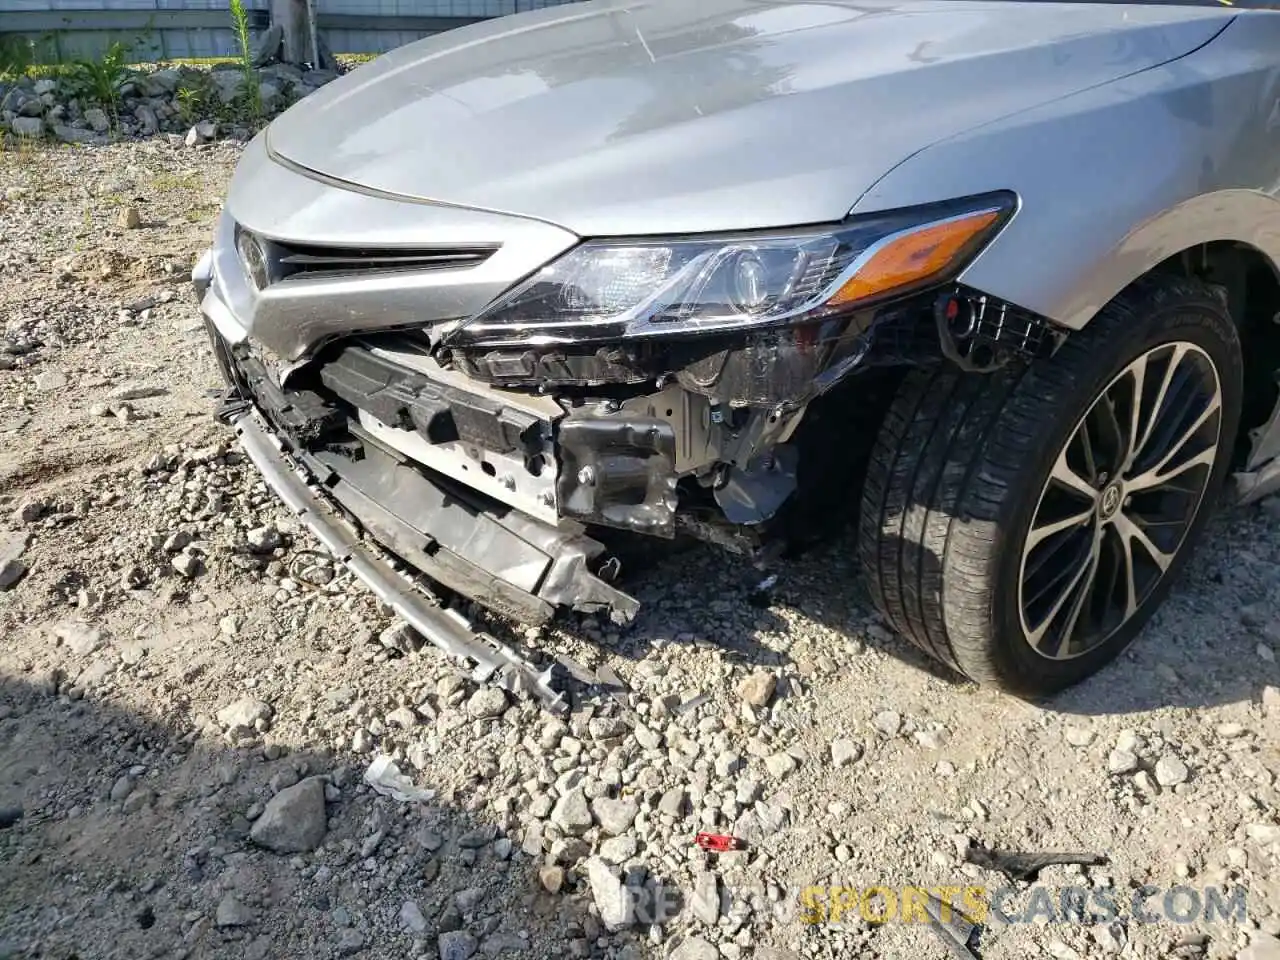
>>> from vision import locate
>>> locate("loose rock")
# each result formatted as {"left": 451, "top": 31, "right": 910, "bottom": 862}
{"left": 215, "top": 893, "right": 255, "bottom": 928}
{"left": 438, "top": 931, "right": 478, "bottom": 960}
{"left": 1155, "top": 755, "right": 1190, "bottom": 787}
{"left": 669, "top": 938, "right": 720, "bottom": 960}
{"left": 1245, "top": 823, "right": 1280, "bottom": 845}
{"left": 1065, "top": 726, "right": 1095, "bottom": 748}
{"left": 830, "top": 739, "right": 863, "bottom": 768}
{"left": 584, "top": 857, "right": 634, "bottom": 931}
{"left": 386, "top": 706, "right": 420, "bottom": 730}
{"left": 466, "top": 687, "right": 507, "bottom": 719}
{"left": 216, "top": 697, "right": 273, "bottom": 729}
{"left": 765, "top": 753, "right": 797, "bottom": 778}
{"left": 914, "top": 728, "right": 948, "bottom": 750}
{"left": 171, "top": 553, "right": 202, "bottom": 579}
{"left": 591, "top": 796, "right": 638, "bottom": 836}
{"left": 54, "top": 621, "right": 103, "bottom": 656}
{"left": 399, "top": 900, "right": 428, "bottom": 934}
{"left": 0, "top": 559, "right": 27, "bottom": 591}
{"left": 245, "top": 525, "right": 282, "bottom": 553}
{"left": 538, "top": 865, "right": 565, "bottom": 894}
{"left": 658, "top": 787, "right": 686, "bottom": 818}
{"left": 1107, "top": 749, "right": 1139, "bottom": 775}
{"left": 1262, "top": 686, "right": 1280, "bottom": 718}
{"left": 690, "top": 871, "right": 721, "bottom": 925}
{"left": 551, "top": 789, "right": 593, "bottom": 836}
{"left": 587, "top": 715, "right": 628, "bottom": 741}
{"left": 335, "top": 929, "right": 365, "bottom": 955}
{"left": 873, "top": 710, "right": 902, "bottom": 737}
{"left": 109, "top": 775, "right": 134, "bottom": 802}
{"left": 249, "top": 777, "right": 328, "bottom": 853}
{"left": 599, "top": 835, "right": 638, "bottom": 864}
{"left": 33, "top": 369, "right": 67, "bottom": 391}
{"left": 738, "top": 671, "right": 777, "bottom": 707}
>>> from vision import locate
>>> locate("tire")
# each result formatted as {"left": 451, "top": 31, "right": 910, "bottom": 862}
{"left": 776, "top": 368, "right": 903, "bottom": 553}
{"left": 857, "top": 276, "right": 1243, "bottom": 697}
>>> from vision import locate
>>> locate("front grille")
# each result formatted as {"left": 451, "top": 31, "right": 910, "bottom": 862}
{"left": 234, "top": 226, "right": 498, "bottom": 287}
{"left": 273, "top": 242, "right": 497, "bottom": 281}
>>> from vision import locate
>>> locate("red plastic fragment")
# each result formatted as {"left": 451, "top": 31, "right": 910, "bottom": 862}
{"left": 695, "top": 832, "right": 744, "bottom": 852}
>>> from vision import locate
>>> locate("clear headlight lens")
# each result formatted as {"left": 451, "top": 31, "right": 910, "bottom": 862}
{"left": 453, "top": 193, "right": 1014, "bottom": 346}
{"left": 236, "top": 227, "right": 272, "bottom": 291}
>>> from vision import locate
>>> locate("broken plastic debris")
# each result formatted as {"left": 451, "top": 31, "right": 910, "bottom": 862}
{"left": 747, "top": 573, "right": 779, "bottom": 609}
{"left": 363, "top": 755, "right": 436, "bottom": 803}
{"left": 695, "top": 832, "right": 745, "bottom": 853}
{"left": 676, "top": 693, "right": 711, "bottom": 714}
{"left": 923, "top": 892, "right": 979, "bottom": 960}
{"left": 963, "top": 844, "right": 1107, "bottom": 883}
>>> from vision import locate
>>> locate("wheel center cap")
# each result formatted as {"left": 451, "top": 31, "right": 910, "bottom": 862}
{"left": 1099, "top": 482, "right": 1123, "bottom": 520}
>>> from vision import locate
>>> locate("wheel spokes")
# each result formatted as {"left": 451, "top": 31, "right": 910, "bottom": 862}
{"left": 1054, "top": 541, "right": 1101, "bottom": 658}
{"left": 1127, "top": 446, "right": 1217, "bottom": 495}
{"left": 1027, "top": 531, "right": 1101, "bottom": 650}
{"left": 1018, "top": 339, "right": 1221, "bottom": 662}
{"left": 1110, "top": 520, "right": 1141, "bottom": 619}
{"left": 1112, "top": 510, "right": 1174, "bottom": 574}
{"left": 1025, "top": 505, "right": 1096, "bottom": 552}
{"left": 1050, "top": 448, "right": 1099, "bottom": 502}
{"left": 1122, "top": 350, "right": 1149, "bottom": 468}
{"left": 1131, "top": 343, "right": 1190, "bottom": 469}
{"left": 1088, "top": 396, "right": 1127, "bottom": 477}
{"left": 1079, "top": 414, "right": 1099, "bottom": 483}
{"left": 1126, "top": 394, "right": 1220, "bottom": 494}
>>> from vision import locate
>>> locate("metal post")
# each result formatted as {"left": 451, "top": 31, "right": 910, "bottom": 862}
{"left": 305, "top": 0, "right": 320, "bottom": 67}
{"left": 270, "top": 0, "right": 310, "bottom": 63}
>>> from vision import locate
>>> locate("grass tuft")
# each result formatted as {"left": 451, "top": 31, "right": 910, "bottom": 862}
{"left": 229, "top": 0, "right": 263, "bottom": 122}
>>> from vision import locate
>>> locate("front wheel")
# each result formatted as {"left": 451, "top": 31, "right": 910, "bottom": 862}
{"left": 858, "top": 276, "right": 1242, "bottom": 697}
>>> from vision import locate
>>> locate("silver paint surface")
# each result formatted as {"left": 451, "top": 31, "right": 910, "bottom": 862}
{"left": 220, "top": 0, "right": 1280, "bottom": 345}
{"left": 267, "top": 0, "right": 1236, "bottom": 241}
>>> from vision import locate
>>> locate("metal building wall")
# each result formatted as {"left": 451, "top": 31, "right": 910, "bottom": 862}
{"left": 0, "top": 0, "right": 582, "bottom": 60}
{"left": 316, "top": 0, "right": 582, "bottom": 56}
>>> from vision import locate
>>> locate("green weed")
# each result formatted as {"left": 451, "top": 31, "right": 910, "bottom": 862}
{"left": 64, "top": 41, "right": 137, "bottom": 130}
{"left": 229, "top": 0, "right": 262, "bottom": 121}
{"left": 175, "top": 83, "right": 205, "bottom": 125}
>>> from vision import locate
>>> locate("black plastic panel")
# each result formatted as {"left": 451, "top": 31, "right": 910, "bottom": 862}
{"left": 556, "top": 416, "right": 680, "bottom": 538}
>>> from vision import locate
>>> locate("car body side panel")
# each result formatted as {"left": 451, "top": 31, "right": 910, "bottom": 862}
{"left": 852, "top": 13, "right": 1280, "bottom": 330}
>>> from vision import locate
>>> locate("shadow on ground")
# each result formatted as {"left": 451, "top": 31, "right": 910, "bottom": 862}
{"left": 598, "top": 500, "right": 1279, "bottom": 719}
{"left": 0, "top": 672, "right": 664, "bottom": 960}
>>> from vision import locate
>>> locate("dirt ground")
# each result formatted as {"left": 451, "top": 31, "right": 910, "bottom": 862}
{"left": 1, "top": 137, "right": 1279, "bottom": 960}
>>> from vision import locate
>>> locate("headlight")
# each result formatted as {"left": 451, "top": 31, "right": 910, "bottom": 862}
{"left": 451, "top": 193, "right": 1015, "bottom": 347}
{"left": 235, "top": 227, "right": 272, "bottom": 291}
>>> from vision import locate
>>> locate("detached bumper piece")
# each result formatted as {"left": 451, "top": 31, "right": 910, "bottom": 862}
{"left": 231, "top": 407, "right": 616, "bottom": 714}
{"left": 211, "top": 315, "right": 646, "bottom": 713}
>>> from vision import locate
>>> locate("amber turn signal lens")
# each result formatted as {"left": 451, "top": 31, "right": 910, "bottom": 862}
{"left": 826, "top": 209, "right": 1002, "bottom": 307}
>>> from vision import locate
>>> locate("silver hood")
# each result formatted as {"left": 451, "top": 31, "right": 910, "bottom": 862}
{"left": 265, "top": 0, "right": 1232, "bottom": 235}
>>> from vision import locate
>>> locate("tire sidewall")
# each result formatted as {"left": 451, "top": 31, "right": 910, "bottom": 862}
{"left": 983, "top": 294, "right": 1243, "bottom": 695}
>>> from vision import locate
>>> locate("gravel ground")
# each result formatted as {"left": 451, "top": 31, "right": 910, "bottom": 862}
{"left": 1, "top": 136, "right": 1279, "bottom": 960}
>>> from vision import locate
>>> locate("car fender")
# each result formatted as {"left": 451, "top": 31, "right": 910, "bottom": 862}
{"left": 849, "top": 13, "right": 1280, "bottom": 331}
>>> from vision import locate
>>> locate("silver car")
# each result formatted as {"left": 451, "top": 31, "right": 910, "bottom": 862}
{"left": 194, "top": 0, "right": 1280, "bottom": 711}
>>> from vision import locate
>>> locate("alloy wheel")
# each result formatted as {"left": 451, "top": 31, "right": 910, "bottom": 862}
{"left": 1018, "top": 341, "right": 1223, "bottom": 660}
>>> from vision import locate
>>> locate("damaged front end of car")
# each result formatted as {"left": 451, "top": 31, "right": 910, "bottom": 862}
{"left": 195, "top": 181, "right": 1062, "bottom": 712}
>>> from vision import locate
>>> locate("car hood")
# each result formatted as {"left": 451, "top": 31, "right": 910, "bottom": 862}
{"left": 266, "top": 0, "right": 1231, "bottom": 236}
